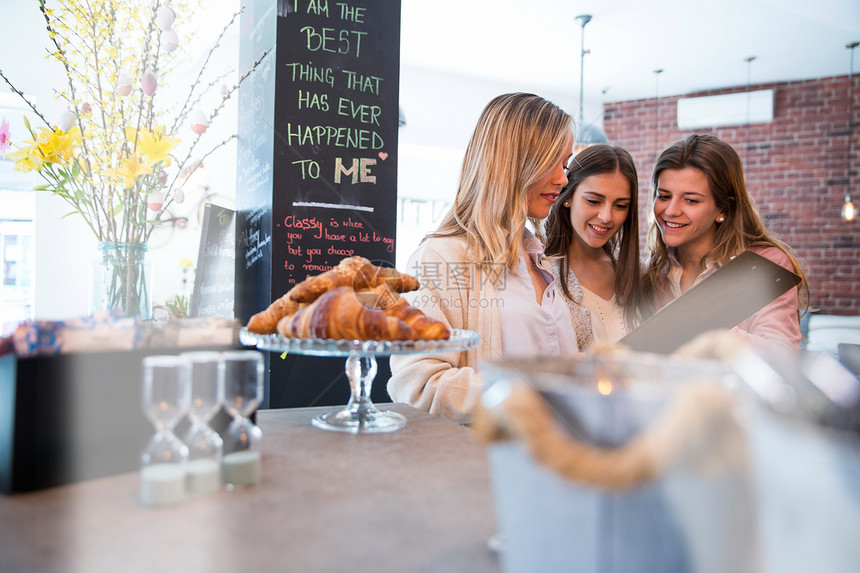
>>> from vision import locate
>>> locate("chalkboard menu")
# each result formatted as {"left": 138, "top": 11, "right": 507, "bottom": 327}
{"left": 236, "top": 0, "right": 401, "bottom": 408}
{"left": 190, "top": 204, "right": 236, "bottom": 319}
{"left": 271, "top": 0, "right": 400, "bottom": 295}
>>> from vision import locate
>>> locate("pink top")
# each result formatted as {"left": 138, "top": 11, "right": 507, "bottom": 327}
{"left": 654, "top": 246, "right": 802, "bottom": 350}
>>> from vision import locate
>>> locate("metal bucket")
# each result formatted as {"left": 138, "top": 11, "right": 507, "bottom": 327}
{"left": 481, "top": 353, "right": 760, "bottom": 573}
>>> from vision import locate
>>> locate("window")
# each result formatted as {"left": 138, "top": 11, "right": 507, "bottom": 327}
{"left": 0, "top": 191, "right": 36, "bottom": 334}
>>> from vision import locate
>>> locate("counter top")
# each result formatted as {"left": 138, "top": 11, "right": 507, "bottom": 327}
{"left": 0, "top": 404, "right": 499, "bottom": 573}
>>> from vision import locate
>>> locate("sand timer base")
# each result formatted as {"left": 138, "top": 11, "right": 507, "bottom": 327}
{"left": 312, "top": 405, "right": 407, "bottom": 433}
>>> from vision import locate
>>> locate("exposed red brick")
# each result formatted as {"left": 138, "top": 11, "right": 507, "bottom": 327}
{"left": 606, "top": 75, "right": 860, "bottom": 314}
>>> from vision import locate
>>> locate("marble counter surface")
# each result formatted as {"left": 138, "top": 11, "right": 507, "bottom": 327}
{"left": 0, "top": 404, "right": 499, "bottom": 573}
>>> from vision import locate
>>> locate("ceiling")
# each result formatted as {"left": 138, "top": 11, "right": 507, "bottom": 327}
{"left": 4, "top": 0, "right": 859, "bottom": 121}
{"left": 401, "top": 0, "right": 860, "bottom": 105}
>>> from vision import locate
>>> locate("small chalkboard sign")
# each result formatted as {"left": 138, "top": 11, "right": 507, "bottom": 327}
{"left": 191, "top": 203, "right": 236, "bottom": 319}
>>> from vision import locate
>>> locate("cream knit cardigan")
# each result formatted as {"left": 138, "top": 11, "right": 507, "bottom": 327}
{"left": 387, "top": 236, "right": 502, "bottom": 424}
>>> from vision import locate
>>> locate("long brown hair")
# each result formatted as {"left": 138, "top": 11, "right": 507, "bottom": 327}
{"left": 430, "top": 93, "right": 573, "bottom": 277}
{"left": 544, "top": 144, "right": 643, "bottom": 329}
{"left": 645, "top": 133, "right": 809, "bottom": 313}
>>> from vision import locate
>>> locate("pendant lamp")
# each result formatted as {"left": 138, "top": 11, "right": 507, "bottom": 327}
{"left": 574, "top": 14, "right": 608, "bottom": 153}
{"left": 744, "top": 55, "right": 757, "bottom": 166}
{"left": 653, "top": 68, "right": 663, "bottom": 158}
{"left": 844, "top": 42, "right": 858, "bottom": 222}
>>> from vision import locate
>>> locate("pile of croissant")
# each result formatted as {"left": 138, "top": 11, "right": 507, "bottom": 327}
{"left": 246, "top": 256, "right": 450, "bottom": 341}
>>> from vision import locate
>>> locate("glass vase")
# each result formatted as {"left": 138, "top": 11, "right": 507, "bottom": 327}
{"left": 91, "top": 241, "right": 153, "bottom": 319}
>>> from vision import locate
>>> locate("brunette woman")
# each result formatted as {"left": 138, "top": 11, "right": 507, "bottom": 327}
{"left": 544, "top": 144, "right": 643, "bottom": 349}
{"left": 645, "top": 134, "right": 808, "bottom": 349}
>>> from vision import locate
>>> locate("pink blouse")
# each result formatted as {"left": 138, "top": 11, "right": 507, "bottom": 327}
{"left": 654, "top": 246, "right": 801, "bottom": 350}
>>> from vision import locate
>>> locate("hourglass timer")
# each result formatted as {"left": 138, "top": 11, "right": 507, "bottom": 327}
{"left": 181, "top": 351, "right": 225, "bottom": 496}
{"left": 140, "top": 355, "right": 191, "bottom": 506}
{"left": 221, "top": 350, "right": 264, "bottom": 488}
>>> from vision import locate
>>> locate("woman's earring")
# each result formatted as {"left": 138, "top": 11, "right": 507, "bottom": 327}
{"left": 717, "top": 215, "right": 726, "bottom": 223}
{"left": 564, "top": 201, "right": 570, "bottom": 207}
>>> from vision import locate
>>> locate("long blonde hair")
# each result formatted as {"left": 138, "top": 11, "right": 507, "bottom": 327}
{"left": 430, "top": 93, "right": 573, "bottom": 276}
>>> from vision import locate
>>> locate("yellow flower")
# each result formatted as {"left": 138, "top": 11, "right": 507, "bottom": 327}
{"left": 36, "top": 126, "right": 81, "bottom": 163}
{"left": 179, "top": 258, "right": 194, "bottom": 268}
{"left": 7, "top": 140, "right": 45, "bottom": 172}
{"left": 104, "top": 155, "right": 153, "bottom": 188}
{"left": 58, "top": 127, "right": 81, "bottom": 160}
{"left": 36, "top": 131, "right": 59, "bottom": 164}
{"left": 126, "top": 126, "right": 180, "bottom": 167}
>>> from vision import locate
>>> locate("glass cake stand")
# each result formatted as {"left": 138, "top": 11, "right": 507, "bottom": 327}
{"left": 239, "top": 328, "right": 481, "bottom": 434}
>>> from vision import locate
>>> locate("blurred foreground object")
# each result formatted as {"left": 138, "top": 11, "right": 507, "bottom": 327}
{"left": 2, "top": 313, "right": 239, "bottom": 357}
{"left": 477, "top": 342, "right": 860, "bottom": 573}
{"left": 676, "top": 330, "right": 860, "bottom": 432}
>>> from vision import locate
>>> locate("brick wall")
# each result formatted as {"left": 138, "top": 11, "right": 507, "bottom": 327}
{"left": 604, "top": 75, "right": 860, "bottom": 315}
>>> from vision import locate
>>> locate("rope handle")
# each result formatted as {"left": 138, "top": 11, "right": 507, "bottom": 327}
{"left": 473, "top": 377, "right": 748, "bottom": 491}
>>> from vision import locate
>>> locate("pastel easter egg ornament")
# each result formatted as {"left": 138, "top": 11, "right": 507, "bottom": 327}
{"left": 116, "top": 72, "right": 133, "bottom": 96}
{"left": 189, "top": 109, "right": 209, "bottom": 134}
{"left": 57, "top": 109, "right": 77, "bottom": 132}
{"left": 161, "top": 28, "right": 179, "bottom": 53}
{"left": 173, "top": 188, "right": 185, "bottom": 204}
{"left": 148, "top": 190, "right": 164, "bottom": 211}
{"left": 141, "top": 69, "right": 158, "bottom": 96}
{"left": 80, "top": 102, "right": 91, "bottom": 115}
{"left": 155, "top": 6, "right": 176, "bottom": 31}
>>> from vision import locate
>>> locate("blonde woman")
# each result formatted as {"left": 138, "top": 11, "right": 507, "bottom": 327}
{"left": 387, "top": 93, "right": 576, "bottom": 423}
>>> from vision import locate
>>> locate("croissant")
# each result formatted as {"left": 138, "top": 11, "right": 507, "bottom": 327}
{"left": 277, "top": 286, "right": 418, "bottom": 341}
{"left": 372, "top": 264, "right": 421, "bottom": 293}
{"left": 352, "top": 283, "right": 401, "bottom": 309}
{"left": 381, "top": 296, "right": 451, "bottom": 340}
{"left": 289, "top": 256, "right": 419, "bottom": 303}
{"left": 247, "top": 291, "right": 302, "bottom": 334}
{"left": 356, "top": 284, "right": 451, "bottom": 340}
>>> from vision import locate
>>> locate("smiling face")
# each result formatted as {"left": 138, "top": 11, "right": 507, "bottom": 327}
{"left": 568, "top": 170, "right": 631, "bottom": 253}
{"left": 526, "top": 132, "right": 574, "bottom": 219}
{"left": 653, "top": 167, "right": 724, "bottom": 259}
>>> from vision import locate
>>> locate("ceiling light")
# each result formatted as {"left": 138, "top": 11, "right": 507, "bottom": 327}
{"left": 574, "top": 14, "right": 607, "bottom": 153}
{"left": 842, "top": 195, "right": 856, "bottom": 222}
{"left": 844, "top": 41, "right": 858, "bottom": 222}
{"left": 653, "top": 68, "right": 663, "bottom": 158}
{"left": 744, "top": 55, "right": 757, "bottom": 164}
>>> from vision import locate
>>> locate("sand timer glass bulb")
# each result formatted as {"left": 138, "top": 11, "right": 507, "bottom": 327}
{"left": 221, "top": 350, "right": 265, "bottom": 488}
{"left": 181, "top": 351, "right": 225, "bottom": 495}
{"left": 140, "top": 355, "right": 191, "bottom": 506}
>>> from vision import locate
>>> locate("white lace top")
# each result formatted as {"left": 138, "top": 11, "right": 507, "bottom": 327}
{"left": 580, "top": 285, "right": 628, "bottom": 344}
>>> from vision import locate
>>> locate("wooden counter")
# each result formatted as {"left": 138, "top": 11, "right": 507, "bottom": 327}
{"left": 0, "top": 404, "right": 499, "bottom": 573}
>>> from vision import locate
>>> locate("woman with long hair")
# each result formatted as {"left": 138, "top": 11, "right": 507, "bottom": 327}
{"left": 544, "top": 144, "right": 643, "bottom": 349}
{"left": 645, "top": 133, "right": 809, "bottom": 349}
{"left": 387, "top": 93, "right": 576, "bottom": 422}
